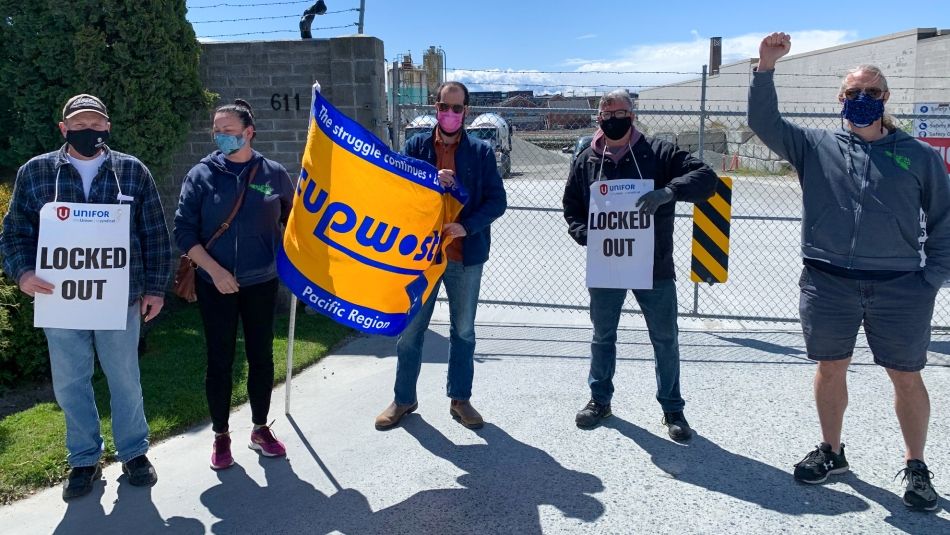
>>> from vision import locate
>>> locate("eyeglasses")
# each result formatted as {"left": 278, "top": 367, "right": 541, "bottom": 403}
{"left": 843, "top": 87, "right": 885, "bottom": 100}
{"left": 436, "top": 102, "right": 465, "bottom": 113}
{"left": 598, "top": 109, "right": 632, "bottom": 120}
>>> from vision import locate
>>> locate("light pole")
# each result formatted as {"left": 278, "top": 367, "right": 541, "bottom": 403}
{"left": 437, "top": 46, "right": 447, "bottom": 82}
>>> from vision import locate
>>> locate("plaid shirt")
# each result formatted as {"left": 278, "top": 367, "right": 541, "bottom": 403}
{"left": 1, "top": 145, "right": 172, "bottom": 303}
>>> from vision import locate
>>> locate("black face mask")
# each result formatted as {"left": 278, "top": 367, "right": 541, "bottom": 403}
{"left": 599, "top": 117, "right": 632, "bottom": 140}
{"left": 66, "top": 128, "right": 110, "bottom": 157}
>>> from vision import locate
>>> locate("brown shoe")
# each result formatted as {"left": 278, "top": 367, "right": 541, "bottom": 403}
{"left": 450, "top": 400, "right": 484, "bottom": 429}
{"left": 374, "top": 401, "right": 418, "bottom": 430}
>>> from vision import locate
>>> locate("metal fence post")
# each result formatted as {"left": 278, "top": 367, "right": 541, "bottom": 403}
{"left": 391, "top": 60, "right": 401, "bottom": 148}
{"left": 693, "top": 64, "right": 708, "bottom": 315}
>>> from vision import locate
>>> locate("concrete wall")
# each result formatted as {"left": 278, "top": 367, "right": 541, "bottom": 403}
{"left": 916, "top": 33, "right": 950, "bottom": 103}
{"left": 159, "top": 35, "right": 387, "bottom": 221}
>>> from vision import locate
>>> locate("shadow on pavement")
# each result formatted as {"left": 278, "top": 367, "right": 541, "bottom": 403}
{"left": 54, "top": 475, "right": 203, "bottom": 534}
{"left": 200, "top": 417, "right": 604, "bottom": 534}
{"left": 840, "top": 472, "right": 950, "bottom": 534}
{"left": 709, "top": 333, "right": 808, "bottom": 360}
{"left": 364, "top": 416, "right": 605, "bottom": 535}
{"left": 605, "top": 416, "right": 871, "bottom": 516}
{"left": 345, "top": 329, "right": 498, "bottom": 364}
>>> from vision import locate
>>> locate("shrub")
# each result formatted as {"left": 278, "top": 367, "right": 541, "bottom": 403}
{"left": 0, "top": 181, "right": 49, "bottom": 390}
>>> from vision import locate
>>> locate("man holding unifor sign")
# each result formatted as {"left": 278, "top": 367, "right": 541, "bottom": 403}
{"left": 1, "top": 94, "right": 171, "bottom": 499}
{"left": 563, "top": 89, "right": 717, "bottom": 441}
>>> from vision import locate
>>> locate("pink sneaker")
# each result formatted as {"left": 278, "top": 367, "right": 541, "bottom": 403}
{"left": 210, "top": 433, "right": 234, "bottom": 470}
{"left": 249, "top": 423, "right": 286, "bottom": 457}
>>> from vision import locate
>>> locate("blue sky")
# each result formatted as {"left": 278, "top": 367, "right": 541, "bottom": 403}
{"left": 186, "top": 0, "right": 950, "bottom": 91}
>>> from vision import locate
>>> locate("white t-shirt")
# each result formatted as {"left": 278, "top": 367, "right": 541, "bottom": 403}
{"left": 66, "top": 152, "right": 107, "bottom": 199}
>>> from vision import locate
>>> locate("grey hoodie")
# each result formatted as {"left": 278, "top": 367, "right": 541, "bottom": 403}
{"left": 748, "top": 69, "right": 950, "bottom": 288}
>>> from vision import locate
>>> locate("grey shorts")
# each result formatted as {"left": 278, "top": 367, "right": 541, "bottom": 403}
{"left": 799, "top": 266, "right": 939, "bottom": 371}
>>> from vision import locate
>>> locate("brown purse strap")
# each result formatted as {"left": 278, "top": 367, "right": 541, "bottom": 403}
{"left": 205, "top": 163, "right": 260, "bottom": 250}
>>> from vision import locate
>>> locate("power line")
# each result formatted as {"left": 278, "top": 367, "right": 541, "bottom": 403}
{"left": 189, "top": 0, "right": 314, "bottom": 9}
{"left": 451, "top": 68, "right": 704, "bottom": 75}
{"left": 446, "top": 67, "right": 950, "bottom": 80}
{"left": 192, "top": 9, "right": 358, "bottom": 23}
{"left": 198, "top": 23, "right": 356, "bottom": 38}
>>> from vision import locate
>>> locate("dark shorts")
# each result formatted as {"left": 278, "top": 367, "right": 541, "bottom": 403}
{"left": 799, "top": 266, "right": 939, "bottom": 372}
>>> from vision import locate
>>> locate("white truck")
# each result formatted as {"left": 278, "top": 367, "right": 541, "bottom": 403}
{"left": 468, "top": 113, "right": 512, "bottom": 179}
{"left": 404, "top": 114, "right": 437, "bottom": 146}
{"left": 403, "top": 113, "right": 513, "bottom": 179}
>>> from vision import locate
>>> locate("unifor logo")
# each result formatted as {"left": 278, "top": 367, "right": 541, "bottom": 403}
{"left": 56, "top": 206, "right": 70, "bottom": 221}
{"left": 599, "top": 183, "right": 608, "bottom": 195}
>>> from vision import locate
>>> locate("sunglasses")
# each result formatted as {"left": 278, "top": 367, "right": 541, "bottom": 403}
{"left": 843, "top": 87, "right": 885, "bottom": 100}
{"left": 436, "top": 102, "right": 465, "bottom": 113}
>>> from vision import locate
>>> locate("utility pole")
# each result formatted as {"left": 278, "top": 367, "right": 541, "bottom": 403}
{"left": 358, "top": 0, "right": 365, "bottom": 34}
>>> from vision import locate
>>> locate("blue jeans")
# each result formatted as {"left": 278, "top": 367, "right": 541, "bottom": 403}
{"left": 44, "top": 302, "right": 149, "bottom": 467}
{"left": 394, "top": 261, "right": 484, "bottom": 405}
{"left": 588, "top": 279, "right": 684, "bottom": 412}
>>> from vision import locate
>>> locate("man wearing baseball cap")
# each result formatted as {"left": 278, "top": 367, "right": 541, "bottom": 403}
{"left": 1, "top": 94, "right": 171, "bottom": 499}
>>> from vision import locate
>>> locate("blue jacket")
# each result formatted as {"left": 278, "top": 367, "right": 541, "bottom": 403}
{"left": 173, "top": 150, "right": 294, "bottom": 286}
{"left": 404, "top": 129, "right": 507, "bottom": 266}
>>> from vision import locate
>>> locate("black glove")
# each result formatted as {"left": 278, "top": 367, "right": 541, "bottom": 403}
{"left": 568, "top": 222, "right": 588, "bottom": 246}
{"left": 636, "top": 186, "right": 674, "bottom": 215}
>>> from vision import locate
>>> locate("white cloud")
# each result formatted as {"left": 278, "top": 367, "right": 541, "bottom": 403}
{"left": 450, "top": 30, "right": 858, "bottom": 94}
{"left": 575, "top": 33, "right": 598, "bottom": 40}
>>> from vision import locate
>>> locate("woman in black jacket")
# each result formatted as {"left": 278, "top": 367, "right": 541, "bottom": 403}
{"left": 174, "top": 100, "right": 295, "bottom": 470}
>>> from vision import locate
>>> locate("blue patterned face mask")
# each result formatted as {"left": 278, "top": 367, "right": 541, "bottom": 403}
{"left": 841, "top": 92, "right": 885, "bottom": 128}
{"left": 214, "top": 133, "right": 246, "bottom": 155}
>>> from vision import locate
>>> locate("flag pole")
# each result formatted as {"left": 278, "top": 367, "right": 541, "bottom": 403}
{"left": 285, "top": 295, "right": 298, "bottom": 415}
{"left": 285, "top": 80, "right": 321, "bottom": 416}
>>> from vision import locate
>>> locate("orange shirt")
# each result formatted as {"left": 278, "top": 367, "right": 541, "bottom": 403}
{"left": 435, "top": 129, "right": 464, "bottom": 262}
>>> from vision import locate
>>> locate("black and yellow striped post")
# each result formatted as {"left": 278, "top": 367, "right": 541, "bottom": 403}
{"left": 691, "top": 176, "right": 732, "bottom": 284}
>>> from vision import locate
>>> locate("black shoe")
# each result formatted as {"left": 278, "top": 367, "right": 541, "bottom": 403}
{"left": 662, "top": 411, "right": 693, "bottom": 442}
{"left": 575, "top": 400, "right": 611, "bottom": 429}
{"left": 793, "top": 443, "right": 849, "bottom": 484}
{"left": 62, "top": 465, "right": 102, "bottom": 500}
{"left": 898, "top": 459, "right": 939, "bottom": 511}
{"left": 122, "top": 454, "right": 158, "bottom": 487}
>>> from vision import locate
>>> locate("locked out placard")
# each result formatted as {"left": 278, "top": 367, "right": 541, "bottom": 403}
{"left": 586, "top": 179, "right": 654, "bottom": 289}
{"left": 33, "top": 202, "right": 131, "bottom": 330}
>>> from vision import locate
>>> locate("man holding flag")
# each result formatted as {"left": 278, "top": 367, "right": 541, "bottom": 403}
{"left": 375, "top": 81, "right": 507, "bottom": 431}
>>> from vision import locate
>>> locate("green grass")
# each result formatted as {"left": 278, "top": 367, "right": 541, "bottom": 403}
{"left": 0, "top": 303, "right": 350, "bottom": 503}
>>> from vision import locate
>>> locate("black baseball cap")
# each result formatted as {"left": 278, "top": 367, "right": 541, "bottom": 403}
{"left": 62, "top": 94, "right": 109, "bottom": 121}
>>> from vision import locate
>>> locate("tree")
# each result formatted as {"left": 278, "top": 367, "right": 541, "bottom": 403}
{"left": 0, "top": 1, "right": 212, "bottom": 180}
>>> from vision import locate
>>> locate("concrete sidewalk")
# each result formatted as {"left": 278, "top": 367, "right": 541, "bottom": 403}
{"left": 2, "top": 306, "right": 950, "bottom": 534}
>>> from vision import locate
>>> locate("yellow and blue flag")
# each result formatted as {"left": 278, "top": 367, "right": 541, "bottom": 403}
{"left": 278, "top": 85, "right": 467, "bottom": 336}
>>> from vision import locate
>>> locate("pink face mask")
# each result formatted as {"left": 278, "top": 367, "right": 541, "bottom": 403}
{"left": 437, "top": 110, "right": 464, "bottom": 133}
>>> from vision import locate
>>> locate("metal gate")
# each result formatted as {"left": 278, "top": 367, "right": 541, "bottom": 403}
{"left": 389, "top": 68, "right": 950, "bottom": 327}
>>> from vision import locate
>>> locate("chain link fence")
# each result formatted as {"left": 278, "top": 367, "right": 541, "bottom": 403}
{"left": 391, "top": 69, "right": 950, "bottom": 328}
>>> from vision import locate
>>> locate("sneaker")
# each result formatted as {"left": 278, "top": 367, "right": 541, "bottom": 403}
{"left": 249, "top": 422, "right": 287, "bottom": 457}
{"left": 898, "top": 459, "right": 939, "bottom": 511}
{"left": 575, "top": 400, "right": 611, "bottom": 429}
{"left": 211, "top": 433, "right": 235, "bottom": 470}
{"left": 122, "top": 454, "right": 158, "bottom": 487}
{"left": 662, "top": 411, "right": 693, "bottom": 442}
{"left": 62, "top": 464, "right": 102, "bottom": 500}
{"left": 793, "top": 443, "right": 849, "bottom": 484}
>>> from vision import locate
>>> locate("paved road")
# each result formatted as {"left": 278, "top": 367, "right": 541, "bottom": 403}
{"left": 2, "top": 316, "right": 949, "bottom": 534}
